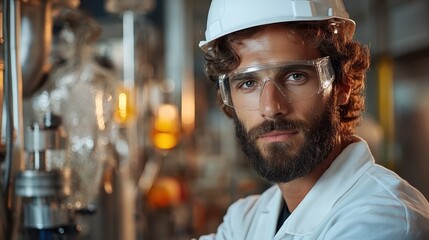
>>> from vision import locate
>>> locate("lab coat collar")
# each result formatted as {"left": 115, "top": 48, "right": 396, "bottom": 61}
{"left": 253, "top": 185, "right": 284, "bottom": 240}
{"left": 271, "top": 138, "right": 375, "bottom": 237}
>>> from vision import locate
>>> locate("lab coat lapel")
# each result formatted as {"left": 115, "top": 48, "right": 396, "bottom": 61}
{"left": 282, "top": 139, "right": 374, "bottom": 235}
{"left": 252, "top": 187, "right": 283, "bottom": 240}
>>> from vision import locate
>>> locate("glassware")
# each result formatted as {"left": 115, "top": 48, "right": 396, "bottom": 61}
{"left": 31, "top": 9, "right": 116, "bottom": 209}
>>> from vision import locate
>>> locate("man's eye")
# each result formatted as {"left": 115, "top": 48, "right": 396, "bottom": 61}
{"left": 235, "top": 79, "right": 258, "bottom": 90}
{"left": 242, "top": 80, "right": 256, "bottom": 88}
{"left": 280, "top": 72, "right": 308, "bottom": 85}
{"left": 288, "top": 73, "right": 305, "bottom": 82}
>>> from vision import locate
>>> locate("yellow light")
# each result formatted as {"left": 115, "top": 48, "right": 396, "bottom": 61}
{"left": 95, "top": 91, "right": 106, "bottom": 131}
{"left": 151, "top": 104, "right": 180, "bottom": 150}
{"left": 114, "top": 87, "right": 136, "bottom": 125}
{"left": 119, "top": 93, "right": 127, "bottom": 119}
{"left": 152, "top": 133, "right": 178, "bottom": 150}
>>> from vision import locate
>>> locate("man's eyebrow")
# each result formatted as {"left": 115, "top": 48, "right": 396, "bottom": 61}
{"left": 275, "top": 64, "right": 314, "bottom": 74}
{"left": 229, "top": 72, "right": 259, "bottom": 81}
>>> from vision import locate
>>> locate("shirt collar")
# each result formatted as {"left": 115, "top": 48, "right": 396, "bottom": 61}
{"left": 275, "top": 138, "right": 374, "bottom": 236}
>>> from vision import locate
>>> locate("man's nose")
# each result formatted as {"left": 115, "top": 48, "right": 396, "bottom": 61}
{"left": 258, "top": 79, "right": 290, "bottom": 118}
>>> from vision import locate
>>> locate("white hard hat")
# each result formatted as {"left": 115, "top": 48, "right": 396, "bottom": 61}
{"left": 199, "top": 0, "right": 355, "bottom": 50}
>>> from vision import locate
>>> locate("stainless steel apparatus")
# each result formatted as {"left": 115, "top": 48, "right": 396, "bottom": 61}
{"left": 1, "top": 1, "right": 80, "bottom": 239}
{"left": 15, "top": 113, "right": 78, "bottom": 239}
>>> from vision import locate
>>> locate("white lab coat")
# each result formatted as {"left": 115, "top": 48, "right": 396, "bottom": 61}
{"left": 197, "top": 139, "right": 429, "bottom": 240}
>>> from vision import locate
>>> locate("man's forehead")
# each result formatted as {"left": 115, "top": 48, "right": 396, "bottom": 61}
{"left": 232, "top": 23, "right": 305, "bottom": 46}
{"left": 234, "top": 25, "right": 321, "bottom": 69}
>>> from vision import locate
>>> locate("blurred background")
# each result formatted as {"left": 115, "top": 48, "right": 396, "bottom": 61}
{"left": 0, "top": 0, "right": 428, "bottom": 239}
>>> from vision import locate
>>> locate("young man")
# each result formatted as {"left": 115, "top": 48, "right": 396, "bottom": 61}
{"left": 197, "top": 0, "right": 429, "bottom": 239}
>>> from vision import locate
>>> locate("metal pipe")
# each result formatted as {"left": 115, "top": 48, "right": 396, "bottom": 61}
{"left": 1, "top": 1, "right": 79, "bottom": 239}
{"left": 3, "top": 0, "right": 24, "bottom": 205}
{"left": 1, "top": 0, "right": 13, "bottom": 238}
{"left": 20, "top": 0, "right": 52, "bottom": 99}
{"left": 2, "top": 0, "right": 25, "bottom": 239}
{"left": 123, "top": 10, "right": 135, "bottom": 88}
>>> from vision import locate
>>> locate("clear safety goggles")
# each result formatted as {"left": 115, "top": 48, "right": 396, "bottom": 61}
{"left": 218, "top": 56, "right": 335, "bottom": 111}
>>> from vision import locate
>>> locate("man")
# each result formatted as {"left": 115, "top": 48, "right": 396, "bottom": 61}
{"left": 196, "top": 0, "right": 429, "bottom": 239}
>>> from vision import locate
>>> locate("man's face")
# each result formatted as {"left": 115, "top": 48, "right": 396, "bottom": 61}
{"left": 231, "top": 25, "right": 341, "bottom": 183}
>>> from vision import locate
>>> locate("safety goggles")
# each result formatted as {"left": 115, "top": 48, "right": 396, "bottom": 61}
{"left": 218, "top": 56, "right": 335, "bottom": 111}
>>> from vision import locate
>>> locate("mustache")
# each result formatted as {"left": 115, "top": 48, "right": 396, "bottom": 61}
{"left": 248, "top": 119, "right": 309, "bottom": 142}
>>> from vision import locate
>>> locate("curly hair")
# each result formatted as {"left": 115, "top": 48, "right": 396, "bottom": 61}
{"left": 203, "top": 20, "right": 370, "bottom": 138}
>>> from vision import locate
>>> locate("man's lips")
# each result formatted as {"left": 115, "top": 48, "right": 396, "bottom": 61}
{"left": 257, "top": 130, "right": 299, "bottom": 142}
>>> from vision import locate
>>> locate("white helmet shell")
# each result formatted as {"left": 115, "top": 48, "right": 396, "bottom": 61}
{"left": 199, "top": 0, "right": 355, "bottom": 50}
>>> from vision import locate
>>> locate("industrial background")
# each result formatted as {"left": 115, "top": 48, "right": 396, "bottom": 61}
{"left": 1, "top": 0, "right": 428, "bottom": 239}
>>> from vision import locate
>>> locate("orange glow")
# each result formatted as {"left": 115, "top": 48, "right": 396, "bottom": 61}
{"left": 114, "top": 87, "right": 136, "bottom": 125}
{"left": 181, "top": 72, "right": 195, "bottom": 134}
{"left": 151, "top": 104, "right": 180, "bottom": 150}
{"left": 152, "top": 133, "right": 178, "bottom": 151}
{"left": 146, "top": 177, "right": 181, "bottom": 209}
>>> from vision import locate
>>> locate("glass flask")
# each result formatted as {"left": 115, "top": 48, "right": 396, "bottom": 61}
{"left": 31, "top": 9, "right": 116, "bottom": 210}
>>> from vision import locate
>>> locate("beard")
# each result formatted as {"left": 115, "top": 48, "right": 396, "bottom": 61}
{"left": 233, "top": 95, "right": 340, "bottom": 183}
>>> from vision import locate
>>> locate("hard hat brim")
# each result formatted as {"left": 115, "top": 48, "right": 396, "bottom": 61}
{"left": 199, "top": 17, "right": 355, "bottom": 51}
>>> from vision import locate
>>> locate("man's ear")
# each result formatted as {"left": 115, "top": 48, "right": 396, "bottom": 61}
{"left": 338, "top": 83, "right": 351, "bottom": 106}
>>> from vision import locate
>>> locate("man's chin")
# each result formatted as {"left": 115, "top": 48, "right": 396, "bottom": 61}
{"left": 257, "top": 140, "right": 301, "bottom": 158}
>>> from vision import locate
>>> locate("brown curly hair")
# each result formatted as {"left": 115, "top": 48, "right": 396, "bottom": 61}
{"left": 203, "top": 20, "right": 370, "bottom": 138}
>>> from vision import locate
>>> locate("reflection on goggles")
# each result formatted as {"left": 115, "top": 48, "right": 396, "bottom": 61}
{"left": 219, "top": 56, "right": 334, "bottom": 111}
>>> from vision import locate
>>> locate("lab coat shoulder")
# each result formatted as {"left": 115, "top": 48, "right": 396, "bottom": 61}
{"left": 198, "top": 185, "right": 279, "bottom": 240}
{"left": 318, "top": 164, "right": 429, "bottom": 240}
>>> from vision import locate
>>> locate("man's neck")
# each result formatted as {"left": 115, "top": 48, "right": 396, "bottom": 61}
{"left": 277, "top": 136, "right": 355, "bottom": 212}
